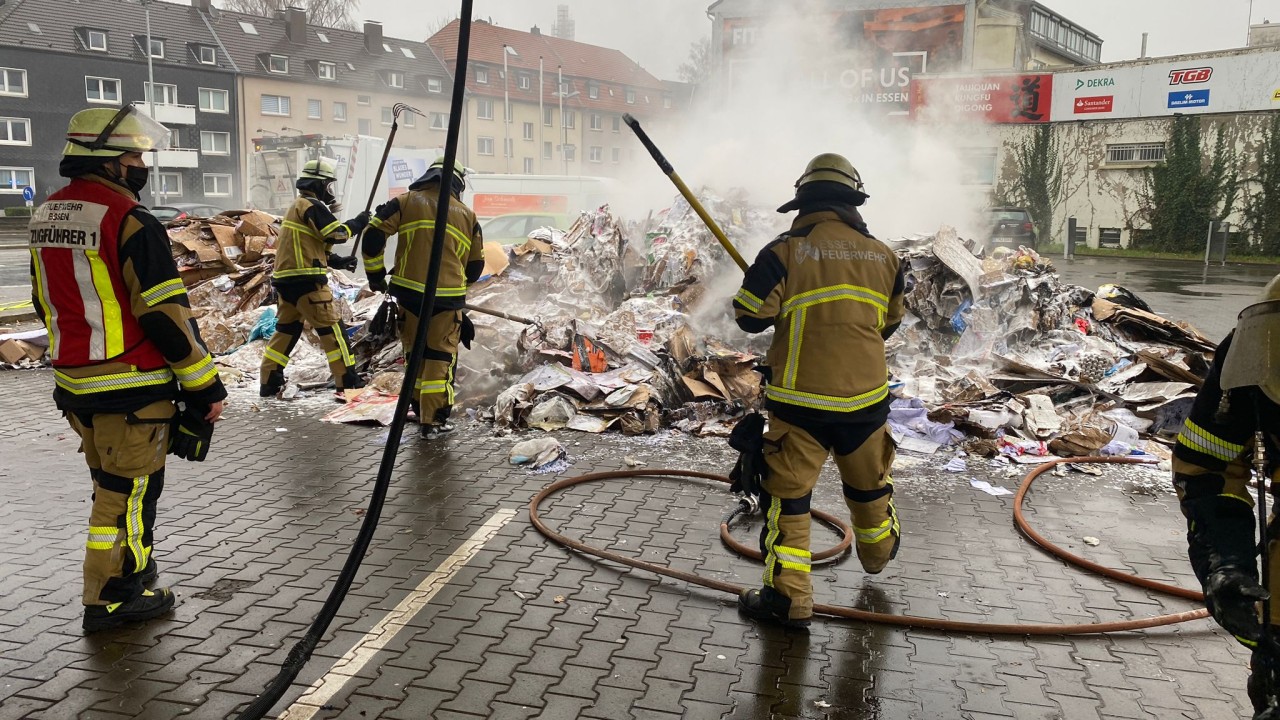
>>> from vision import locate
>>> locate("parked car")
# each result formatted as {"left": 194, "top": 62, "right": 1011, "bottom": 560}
{"left": 987, "top": 207, "right": 1038, "bottom": 250}
{"left": 481, "top": 212, "right": 570, "bottom": 245}
{"left": 150, "top": 203, "right": 226, "bottom": 223}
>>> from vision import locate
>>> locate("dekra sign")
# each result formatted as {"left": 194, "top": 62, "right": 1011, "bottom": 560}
{"left": 1075, "top": 77, "right": 1115, "bottom": 91}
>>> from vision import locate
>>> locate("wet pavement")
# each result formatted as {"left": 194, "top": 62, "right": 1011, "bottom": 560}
{"left": 0, "top": 370, "right": 1253, "bottom": 719}
{"left": 1054, "top": 257, "right": 1275, "bottom": 342}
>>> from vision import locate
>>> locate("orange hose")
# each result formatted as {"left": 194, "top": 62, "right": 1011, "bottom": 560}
{"left": 529, "top": 464, "right": 1210, "bottom": 636}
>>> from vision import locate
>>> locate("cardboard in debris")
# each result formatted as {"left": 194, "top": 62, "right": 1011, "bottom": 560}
{"left": 482, "top": 241, "right": 510, "bottom": 278}
{"left": 0, "top": 339, "right": 41, "bottom": 364}
{"left": 931, "top": 226, "right": 984, "bottom": 300}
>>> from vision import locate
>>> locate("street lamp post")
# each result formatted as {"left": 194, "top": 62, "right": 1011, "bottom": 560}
{"left": 555, "top": 66, "right": 579, "bottom": 176}
{"left": 502, "top": 45, "right": 514, "bottom": 173}
{"left": 142, "top": 0, "right": 163, "bottom": 205}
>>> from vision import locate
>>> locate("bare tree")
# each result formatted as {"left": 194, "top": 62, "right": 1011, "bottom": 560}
{"left": 678, "top": 37, "right": 713, "bottom": 85}
{"left": 219, "top": 0, "right": 360, "bottom": 30}
{"left": 425, "top": 14, "right": 457, "bottom": 38}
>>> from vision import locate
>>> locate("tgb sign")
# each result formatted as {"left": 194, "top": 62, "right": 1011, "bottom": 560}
{"left": 1168, "top": 67, "right": 1212, "bottom": 85}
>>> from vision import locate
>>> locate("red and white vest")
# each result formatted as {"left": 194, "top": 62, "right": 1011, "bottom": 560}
{"left": 28, "top": 178, "right": 167, "bottom": 370}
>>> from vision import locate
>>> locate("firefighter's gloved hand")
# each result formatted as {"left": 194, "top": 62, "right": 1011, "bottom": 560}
{"left": 170, "top": 400, "right": 215, "bottom": 462}
{"left": 728, "top": 412, "right": 767, "bottom": 497}
{"left": 367, "top": 271, "right": 388, "bottom": 293}
{"left": 327, "top": 252, "right": 358, "bottom": 271}
{"left": 1205, "top": 565, "right": 1269, "bottom": 647}
{"left": 345, "top": 211, "right": 372, "bottom": 236}
{"left": 460, "top": 312, "right": 475, "bottom": 350}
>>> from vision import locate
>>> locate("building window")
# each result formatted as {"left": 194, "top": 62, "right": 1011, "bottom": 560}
{"left": 167, "top": 128, "right": 182, "bottom": 149}
{"left": 564, "top": 145, "right": 576, "bottom": 162}
{"left": 427, "top": 77, "right": 443, "bottom": 93}
{"left": 260, "top": 94, "right": 291, "bottom": 116}
{"left": 522, "top": 122, "right": 534, "bottom": 141}
{"left": 663, "top": 95, "right": 672, "bottom": 109}
{"left": 156, "top": 172, "right": 182, "bottom": 197}
{"left": 0, "top": 167, "right": 34, "bottom": 192}
{"left": 203, "top": 173, "right": 232, "bottom": 197}
{"left": 588, "top": 82, "right": 599, "bottom": 99}
{"left": 625, "top": 88, "right": 635, "bottom": 104}
{"left": 1107, "top": 142, "right": 1166, "bottom": 164}
{"left": 358, "top": 118, "right": 371, "bottom": 135}
{"left": 0, "top": 118, "right": 30, "bottom": 146}
{"left": 430, "top": 112, "right": 448, "bottom": 130}
{"left": 87, "top": 30, "right": 108, "bottom": 51}
{"left": 562, "top": 111, "right": 576, "bottom": 129}
{"left": 198, "top": 87, "right": 228, "bottom": 113}
{"left": 403, "top": 111, "right": 415, "bottom": 127}
{"left": 147, "top": 38, "right": 165, "bottom": 59}
{"left": 612, "top": 147, "right": 621, "bottom": 163}
{"left": 518, "top": 74, "right": 531, "bottom": 90}
{"left": 476, "top": 67, "right": 488, "bottom": 84}
{"left": 357, "top": 94, "right": 371, "bottom": 106}
{"left": 317, "top": 31, "right": 329, "bottom": 43}
{"left": 477, "top": 99, "right": 494, "bottom": 120}
{"left": 544, "top": 107, "right": 554, "bottom": 127}
{"left": 333, "top": 102, "right": 347, "bottom": 121}
{"left": 0, "top": 68, "right": 26, "bottom": 97}
{"left": 386, "top": 71, "right": 404, "bottom": 89}
{"left": 381, "top": 107, "right": 394, "bottom": 125}
{"left": 318, "top": 62, "right": 336, "bottom": 81}
{"left": 308, "top": 99, "right": 322, "bottom": 119}
{"left": 504, "top": 138, "right": 514, "bottom": 158}
{"left": 478, "top": 136, "right": 494, "bottom": 156}
{"left": 589, "top": 146, "right": 603, "bottom": 163}
{"left": 239, "top": 20, "right": 258, "bottom": 35}
{"left": 198, "top": 46, "right": 216, "bottom": 65}
{"left": 144, "top": 82, "right": 178, "bottom": 105}
{"left": 589, "top": 114, "right": 603, "bottom": 131}
{"left": 268, "top": 54, "right": 289, "bottom": 74}
{"left": 523, "top": 158, "right": 534, "bottom": 173}
{"left": 200, "top": 131, "right": 230, "bottom": 155}
{"left": 85, "top": 76, "right": 121, "bottom": 104}
{"left": 958, "top": 148, "right": 997, "bottom": 186}
{"left": 612, "top": 116, "right": 621, "bottom": 133}
{"left": 543, "top": 141, "right": 552, "bottom": 160}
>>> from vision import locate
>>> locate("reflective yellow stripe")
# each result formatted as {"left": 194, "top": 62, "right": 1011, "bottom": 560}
{"left": 763, "top": 495, "right": 782, "bottom": 588}
{"left": 364, "top": 255, "right": 386, "bottom": 272}
{"left": 783, "top": 307, "right": 806, "bottom": 388}
{"left": 855, "top": 501, "right": 900, "bottom": 544}
{"left": 86, "top": 250, "right": 124, "bottom": 357}
{"left": 29, "top": 249, "right": 58, "bottom": 357}
{"left": 369, "top": 216, "right": 388, "bottom": 230}
{"left": 282, "top": 219, "right": 320, "bottom": 239}
{"left": 400, "top": 219, "right": 473, "bottom": 258}
{"left": 87, "top": 525, "right": 118, "bottom": 550}
{"left": 175, "top": 354, "right": 218, "bottom": 389}
{"left": 1177, "top": 419, "right": 1246, "bottom": 462}
{"left": 54, "top": 368, "right": 174, "bottom": 394}
{"left": 734, "top": 288, "right": 763, "bottom": 312}
{"left": 389, "top": 276, "right": 467, "bottom": 297}
{"left": 263, "top": 347, "right": 290, "bottom": 368}
{"left": 766, "top": 382, "right": 890, "bottom": 413}
{"left": 331, "top": 326, "right": 354, "bottom": 366}
{"left": 783, "top": 283, "right": 889, "bottom": 315}
{"left": 272, "top": 267, "right": 328, "bottom": 279}
{"left": 774, "top": 545, "right": 812, "bottom": 572}
{"left": 125, "top": 475, "right": 149, "bottom": 570}
{"left": 141, "top": 278, "right": 186, "bottom": 307}
{"left": 319, "top": 219, "right": 347, "bottom": 238}
{"left": 326, "top": 348, "right": 344, "bottom": 362}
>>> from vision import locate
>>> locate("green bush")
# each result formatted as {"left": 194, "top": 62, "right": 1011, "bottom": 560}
{"left": 3, "top": 206, "right": 33, "bottom": 217}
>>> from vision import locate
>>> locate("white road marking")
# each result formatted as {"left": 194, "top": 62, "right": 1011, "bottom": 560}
{"left": 278, "top": 508, "right": 519, "bottom": 720}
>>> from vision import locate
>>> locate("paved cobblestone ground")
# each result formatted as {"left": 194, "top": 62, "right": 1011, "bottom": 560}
{"left": 0, "top": 369, "right": 1253, "bottom": 719}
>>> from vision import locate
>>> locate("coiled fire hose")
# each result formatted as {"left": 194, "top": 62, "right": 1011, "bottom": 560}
{"left": 529, "top": 457, "right": 1210, "bottom": 636}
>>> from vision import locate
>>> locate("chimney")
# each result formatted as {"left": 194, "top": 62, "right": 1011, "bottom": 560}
{"left": 363, "top": 20, "right": 383, "bottom": 53}
{"left": 531, "top": 25, "right": 541, "bottom": 36}
{"left": 191, "top": 0, "right": 211, "bottom": 11}
{"left": 285, "top": 6, "right": 306, "bottom": 43}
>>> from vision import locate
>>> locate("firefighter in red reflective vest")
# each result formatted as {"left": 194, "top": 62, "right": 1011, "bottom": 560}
{"left": 28, "top": 105, "right": 227, "bottom": 633}
{"left": 259, "top": 159, "right": 370, "bottom": 398}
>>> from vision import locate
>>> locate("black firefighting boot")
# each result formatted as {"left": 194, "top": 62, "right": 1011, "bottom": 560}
{"left": 738, "top": 587, "right": 811, "bottom": 631}
{"left": 138, "top": 557, "right": 159, "bottom": 586}
{"left": 421, "top": 421, "right": 456, "bottom": 440}
{"left": 83, "top": 587, "right": 176, "bottom": 634}
{"left": 259, "top": 369, "right": 286, "bottom": 397}
{"left": 335, "top": 368, "right": 366, "bottom": 400}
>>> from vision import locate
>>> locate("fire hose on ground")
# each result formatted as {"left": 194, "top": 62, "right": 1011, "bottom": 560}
{"left": 529, "top": 456, "right": 1212, "bottom": 636}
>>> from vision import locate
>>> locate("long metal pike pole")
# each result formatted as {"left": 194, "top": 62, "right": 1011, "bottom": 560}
{"left": 622, "top": 113, "right": 748, "bottom": 273}
{"left": 346, "top": 102, "right": 423, "bottom": 262}
{"left": 1256, "top": 403, "right": 1278, "bottom": 712}
{"left": 463, "top": 302, "right": 541, "bottom": 328}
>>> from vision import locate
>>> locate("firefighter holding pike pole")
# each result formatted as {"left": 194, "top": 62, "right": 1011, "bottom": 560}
{"left": 1175, "top": 274, "right": 1280, "bottom": 719}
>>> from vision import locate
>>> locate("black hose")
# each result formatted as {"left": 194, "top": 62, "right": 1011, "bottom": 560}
{"left": 230, "top": 4, "right": 475, "bottom": 717}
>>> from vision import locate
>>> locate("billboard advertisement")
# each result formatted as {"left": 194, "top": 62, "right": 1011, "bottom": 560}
{"left": 1051, "top": 51, "right": 1280, "bottom": 120}
{"left": 722, "top": 4, "right": 967, "bottom": 115}
{"left": 910, "top": 74, "right": 1054, "bottom": 123}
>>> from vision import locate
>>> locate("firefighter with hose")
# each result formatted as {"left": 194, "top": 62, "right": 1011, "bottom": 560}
{"left": 259, "top": 158, "right": 371, "bottom": 398}
{"left": 361, "top": 158, "right": 484, "bottom": 439}
{"left": 731, "top": 153, "right": 906, "bottom": 629}
{"left": 1175, "top": 275, "right": 1280, "bottom": 718}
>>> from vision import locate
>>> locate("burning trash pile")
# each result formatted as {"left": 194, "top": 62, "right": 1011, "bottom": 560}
{"left": 884, "top": 229, "right": 1214, "bottom": 461}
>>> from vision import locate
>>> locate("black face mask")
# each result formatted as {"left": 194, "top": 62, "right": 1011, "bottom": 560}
{"left": 124, "top": 166, "right": 149, "bottom": 195}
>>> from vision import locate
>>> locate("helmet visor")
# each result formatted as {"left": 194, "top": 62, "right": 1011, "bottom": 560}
{"left": 1220, "top": 299, "right": 1280, "bottom": 394}
{"left": 67, "top": 104, "right": 171, "bottom": 154}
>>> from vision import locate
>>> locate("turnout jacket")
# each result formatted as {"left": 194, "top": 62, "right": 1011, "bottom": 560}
{"left": 28, "top": 175, "right": 225, "bottom": 414}
{"left": 362, "top": 183, "right": 484, "bottom": 311}
{"left": 1174, "top": 331, "right": 1280, "bottom": 585}
{"left": 734, "top": 209, "right": 905, "bottom": 424}
{"left": 272, "top": 193, "right": 353, "bottom": 286}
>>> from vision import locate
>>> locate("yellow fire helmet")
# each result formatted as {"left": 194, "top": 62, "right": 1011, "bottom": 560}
{"left": 1220, "top": 273, "right": 1280, "bottom": 404}
{"left": 430, "top": 157, "right": 467, "bottom": 181}
{"left": 63, "top": 104, "right": 170, "bottom": 157}
{"left": 795, "top": 153, "right": 865, "bottom": 194}
{"left": 300, "top": 158, "right": 339, "bottom": 182}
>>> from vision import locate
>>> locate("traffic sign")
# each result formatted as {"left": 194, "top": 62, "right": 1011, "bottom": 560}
{"left": 21, "top": 186, "right": 33, "bottom": 202}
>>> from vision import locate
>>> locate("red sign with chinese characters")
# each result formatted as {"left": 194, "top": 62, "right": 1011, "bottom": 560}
{"left": 910, "top": 74, "right": 1054, "bottom": 123}
{"left": 1074, "top": 95, "right": 1114, "bottom": 114}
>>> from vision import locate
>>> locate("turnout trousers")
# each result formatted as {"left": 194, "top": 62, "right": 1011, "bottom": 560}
{"left": 66, "top": 400, "right": 174, "bottom": 606}
{"left": 260, "top": 284, "right": 356, "bottom": 388}
{"left": 758, "top": 412, "right": 900, "bottom": 619}
{"left": 398, "top": 306, "right": 462, "bottom": 427}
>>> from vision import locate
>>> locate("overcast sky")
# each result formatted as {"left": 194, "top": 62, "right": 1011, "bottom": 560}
{"left": 354, "top": 0, "right": 1280, "bottom": 80}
